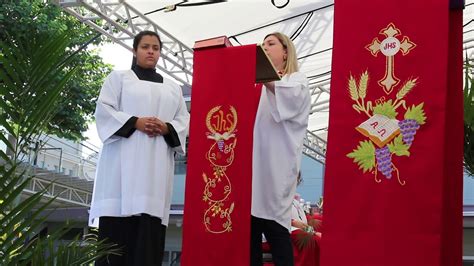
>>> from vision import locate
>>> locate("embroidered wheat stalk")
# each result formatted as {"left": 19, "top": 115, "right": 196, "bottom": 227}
{"left": 348, "top": 75, "right": 359, "bottom": 101}
{"left": 358, "top": 71, "right": 368, "bottom": 100}
{"left": 393, "top": 78, "right": 418, "bottom": 111}
{"left": 348, "top": 72, "right": 372, "bottom": 117}
{"left": 396, "top": 78, "right": 417, "bottom": 100}
{"left": 228, "top": 106, "right": 238, "bottom": 133}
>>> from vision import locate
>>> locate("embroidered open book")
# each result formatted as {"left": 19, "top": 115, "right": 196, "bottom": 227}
{"left": 356, "top": 114, "right": 400, "bottom": 147}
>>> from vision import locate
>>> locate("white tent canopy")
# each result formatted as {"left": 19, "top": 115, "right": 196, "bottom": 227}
{"left": 58, "top": 0, "right": 474, "bottom": 163}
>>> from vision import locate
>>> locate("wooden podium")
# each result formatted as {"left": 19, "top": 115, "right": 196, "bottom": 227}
{"left": 181, "top": 41, "right": 278, "bottom": 266}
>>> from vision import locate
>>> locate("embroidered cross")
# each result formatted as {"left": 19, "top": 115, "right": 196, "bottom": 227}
{"left": 366, "top": 23, "right": 416, "bottom": 95}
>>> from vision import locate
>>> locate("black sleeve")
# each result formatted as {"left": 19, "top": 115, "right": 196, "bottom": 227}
{"left": 163, "top": 122, "right": 181, "bottom": 148}
{"left": 113, "top": 116, "right": 138, "bottom": 138}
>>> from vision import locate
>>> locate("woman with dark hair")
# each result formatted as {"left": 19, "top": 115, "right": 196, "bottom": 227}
{"left": 251, "top": 32, "right": 311, "bottom": 266}
{"left": 90, "top": 30, "right": 190, "bottom": 265}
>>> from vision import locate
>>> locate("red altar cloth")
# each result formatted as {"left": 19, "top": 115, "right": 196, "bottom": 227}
{"left": 291, "top": 230, "right": 321, "bottom": 266}
{"left": 262, "top": 230, "right": 321, "bottom": 266}
{"left": 181, "top": 45, "right": 261, "bottom": 266}
{"left": 321, "top": 1, "right": 463, "bottom": 266}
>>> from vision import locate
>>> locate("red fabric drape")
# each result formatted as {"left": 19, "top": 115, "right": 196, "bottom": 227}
{"left": 291, "top": 231, "right": 321, "bottom": 266}
{"left": 263, "top": 230, "right": 321, "bottom": 266}
{"left": 321, "top": 1, "right": 463, "bottom": 265}
{"left": 181, "top": 45, "right": 261, "bottom": 266}
{"left": 441, "top": 8, "right": 464, "bottom": 266}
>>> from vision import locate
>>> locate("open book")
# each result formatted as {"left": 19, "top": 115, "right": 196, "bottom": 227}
{"left": 356, "top": 114, "right": 400, "bottom": 147}
{"left": 256, "top": 44, "right": 281, "bottom": 83}
{"left": 193, "top": 36, "right": 280, "bottom": 83}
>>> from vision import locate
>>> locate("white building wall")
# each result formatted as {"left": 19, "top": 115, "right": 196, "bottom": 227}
{"left": 33, "top": 135, "right": 97, "bottom": 180}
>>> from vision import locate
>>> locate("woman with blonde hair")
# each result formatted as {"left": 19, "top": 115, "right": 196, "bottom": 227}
{"left": 251, "top": 32, "right": 311, "bottom": 266}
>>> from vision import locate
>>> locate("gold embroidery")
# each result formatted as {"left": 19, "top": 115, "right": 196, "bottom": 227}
{"left": 365, "top": 23, "right": 416, "bottom": 95}
{"left": 203, "top": 105, "right": 238, "bottom": 233}
{"left": 347, "top": 24, "right": 426, "bottom": 186}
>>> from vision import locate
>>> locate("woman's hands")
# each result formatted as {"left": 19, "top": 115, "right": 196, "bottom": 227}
{"left": 264, "top": 70, "right": 284, "bottom": 94}
{"left": 291, "top": 219, "right": 308, "bottom": 230}
{"left": 292, "top": 219, "right": 316, "bottom": 234}
{"left": 135, "top": 117, "right": 169, "bottom": 137}
{"left": 264, "top": 81, "right": 275, "bottom": 94}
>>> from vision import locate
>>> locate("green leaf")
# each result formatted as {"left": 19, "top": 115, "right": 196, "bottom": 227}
{"left": 0, "top": 5, "right": 117, "bottom": 263}
{"left": 388, "top": 134, "right": 410, "bottom": 156}
{"left": 0, "top": 1, "right": 112, "bottom": 141}
{"left": 465, "top": 67, "right": 474, "bottom": 128}
{"left": 465, "top": 123, "right": 474, "bottom": 177}
{"left": 347, "top": 140, "right": 376, "bottom": 173}
{"left": 293, "top": 230, "right": 316, "bottom": 251}
{"left": 373, "top": 100, "right": 398, "bottom": 119}
{"left": 464, "top": 60, "right": 474, "bottom": 177}
{"left": 404, "top": 103, "right": 427, "bottom": 125}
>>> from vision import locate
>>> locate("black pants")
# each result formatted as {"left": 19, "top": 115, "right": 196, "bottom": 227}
{"left": 250, "top": 216, "right": 294, "bottom": 266}
{"left": 96, "top": 214, "right": 166, "bottom": 266}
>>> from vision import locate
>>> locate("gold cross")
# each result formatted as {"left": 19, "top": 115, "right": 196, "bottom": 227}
{"left": 365, "top": 23, "right": 416, "bottom": 95}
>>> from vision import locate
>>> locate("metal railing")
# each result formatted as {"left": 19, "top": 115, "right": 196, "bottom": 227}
{"left": 56, "top": 0, "right": 194, "bottom": 86}
{"left": 56, "top": 0, "right": 328, "bottom": 164}
{"left": 23, "top": 174, "right": 92, "bottom": 207}
{"left": 6, "top": 135, "right": 100, "bottom": 207}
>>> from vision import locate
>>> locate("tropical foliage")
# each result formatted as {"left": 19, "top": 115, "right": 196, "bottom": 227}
{"left": 0, "top": 0, "right": 112, "bottom": 141}
{"left": 0, "top": 16, "right": 117, "bottom": 266}
{"left": 0, "top": 1, "right": 122, "bottom": 264}
{"left": 464, "top": 61, "right": 474, "bottom": 177}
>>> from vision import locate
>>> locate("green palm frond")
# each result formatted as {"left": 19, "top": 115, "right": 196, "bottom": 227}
{"left": 465, "top": 124, "right": 474, "bottom": 177}
{"left": 464, "top": 62, "right": 474, "bottom": 177}
{"left": 293, "top": 230, "right": 316, "bottom": 251}
{"left": 22, "top": 226, "right": 122, "bottom": 266}
{"left": 1, "top": 32, "right": 115, "bottom": 265}
{"left": 307, "top": 218, "right": 322, "bottom": 232}
{"left": 1, "top": 34, "right": 78, "bottom": 159}
{"left": 465, "top": 67, "right": 474, "bottom": 128}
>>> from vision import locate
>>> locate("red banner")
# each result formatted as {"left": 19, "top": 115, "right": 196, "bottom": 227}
{"left": 441, "top": 9, "right": 464, "bottom": 266}
{"left": 181, "top": 45, "right": 261, "bottom": 266}
{"left": 322, "top": 1, "right": 463, "bottom": 265}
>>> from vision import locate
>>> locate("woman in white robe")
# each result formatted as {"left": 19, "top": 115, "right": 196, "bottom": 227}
{"left": 90, "top": 30, "right": 189, "bottom": 266}
{"left": 250, "top": 32, "right": 311, "bottom": 266}
{"left": 290, "top": 174, "right": 322, "bottom": 266}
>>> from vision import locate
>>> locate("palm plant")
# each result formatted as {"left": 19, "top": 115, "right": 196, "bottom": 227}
{"left": 464, "top": 61, "right": 474, "bottom": 177}
{"left": 0, "top": 32, "right": 118, "bottom": 265}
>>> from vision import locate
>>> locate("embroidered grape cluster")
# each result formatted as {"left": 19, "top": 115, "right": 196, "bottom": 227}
{"left": 217, "top": 140, "right": 224, "bottom": 151}
{"left": 346, "top": 71, "right": 426, "bottom": 185}
{"left": 375, "top": 146, "right": 393, "bottom": 178}
{"left": 398, "top": 119, "right": 420, "bottom": 146}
